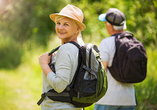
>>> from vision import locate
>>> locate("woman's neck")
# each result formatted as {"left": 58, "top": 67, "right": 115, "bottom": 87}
{"left": 61, "top": 39, "right": 78, "bottom": 45}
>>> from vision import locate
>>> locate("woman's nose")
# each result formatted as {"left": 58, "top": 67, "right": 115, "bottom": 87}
{"left": 58, "top": 24, "right": 64, "bottom": 30}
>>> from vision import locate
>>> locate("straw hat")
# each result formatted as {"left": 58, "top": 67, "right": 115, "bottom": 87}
{"left": 50, "top": 4, "right": 86, "bottom": 31}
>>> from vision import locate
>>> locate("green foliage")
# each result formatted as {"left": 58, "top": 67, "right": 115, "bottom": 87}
{"left": 0, "top": 0, "right": 67, "bottom": 46}
{"left": 135, "top": 47, "right": 157, "bottom": 110}
{"left": 1, "top": 0, "right": 157, "bottom": 46}
{"left": 123, "top": 0, "right": 157, "bottom": 46}
{"left": 0, "top": 36, "right": 23, "bottom": 69}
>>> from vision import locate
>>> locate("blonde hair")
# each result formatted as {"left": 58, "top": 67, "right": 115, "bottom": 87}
{"left": 55, "top": 16, "right": 78, "bottom": 29}
{"left": 77, "top": 30, "right": 84, "bottom": 45}
{"left": 55, "top": 16, "right": 64, "bottom": 23}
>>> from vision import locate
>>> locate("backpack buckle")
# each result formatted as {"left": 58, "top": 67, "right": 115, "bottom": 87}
{"left": 83, "top": 65, "right": 92, "bottom": 73}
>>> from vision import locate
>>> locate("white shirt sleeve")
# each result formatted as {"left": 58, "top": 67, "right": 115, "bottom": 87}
{"left": 99, "top": 36, "right": 116, "bottom": 67}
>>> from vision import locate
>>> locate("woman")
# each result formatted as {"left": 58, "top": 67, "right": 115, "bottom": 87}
{"left": 38, "top": 4, "right": 86, "bottom": 110}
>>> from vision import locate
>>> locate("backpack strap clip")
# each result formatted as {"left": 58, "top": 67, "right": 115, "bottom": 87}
{"left": 83, "top": 65, "right": 92, "bottom": 73}
{"left": 37, "top": 93, "right": 46, "bottom": 105}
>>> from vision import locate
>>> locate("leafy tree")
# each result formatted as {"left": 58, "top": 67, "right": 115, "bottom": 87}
{"left": 0, "top": 0, "right": 67, "bottom": 69}
{"left": 123, "top": 0, "right": 157, "bottom": 47}
{"left": 0, "top": 0, "right": 67, "bottom": 46}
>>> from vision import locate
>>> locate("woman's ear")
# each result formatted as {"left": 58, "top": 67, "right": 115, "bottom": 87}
{"left": 77, "top": 27, "right": 80, "bottom": 31}
{"left": 75, "top": 27, "right": 80, "bottom": 35}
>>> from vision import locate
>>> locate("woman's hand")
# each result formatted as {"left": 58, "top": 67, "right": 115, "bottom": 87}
{"left": 38, "top": 52, "right": 52, "bottom": 76}
{"left": 39, "top": 52, "right": 51, "bottom": 67}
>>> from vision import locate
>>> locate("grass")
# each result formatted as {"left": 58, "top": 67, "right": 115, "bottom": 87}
{"left": 0, "top": 36, "right": 157, "bottom": 110}
{"left": 0, "top": 63, "right": 42, "bottom": 110}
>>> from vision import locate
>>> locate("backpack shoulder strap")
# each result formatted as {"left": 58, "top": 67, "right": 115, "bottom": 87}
{"left": 68, "top": 41, "right": 86, "bottom": 65}
{"left": 69, "top": 41, "right": 81, "bottom": 48}
{"left": 66, "top": 41, "right": 87, "bottom": 89}
{"left": 49, "top": 46, "right": 60, "bottom": 56}
{"left": 49, "top": 41, "right": 80, "bottom": 56}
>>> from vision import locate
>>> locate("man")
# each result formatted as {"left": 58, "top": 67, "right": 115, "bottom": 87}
{"left": 94, "top": 8, "right": 136, "bottom": 110}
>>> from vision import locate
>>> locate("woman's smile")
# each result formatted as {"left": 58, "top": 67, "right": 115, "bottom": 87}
{"left": 58, "top": 31, "right": 66, "bottom": 35}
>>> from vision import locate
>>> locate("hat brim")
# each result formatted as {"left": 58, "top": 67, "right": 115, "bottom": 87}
{"left": 98, "top": 13, "right": 127, "bottom": 30}
{"left": 98, "top": 14, "right": 106, "bottom": 22}
{"left": 50, "top": 13, "right": 86, "bottom": 31}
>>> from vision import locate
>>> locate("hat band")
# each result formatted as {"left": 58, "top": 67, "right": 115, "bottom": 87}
{"left": 106, "top": 19, "right": 125, "bottom": 26}
{"left": 71, "top": 13, "right": 82, "bottom": 23}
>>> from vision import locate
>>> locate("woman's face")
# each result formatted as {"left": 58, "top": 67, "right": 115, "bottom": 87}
{"left": 55, "top": 17, "right": 79, "bottom": 42}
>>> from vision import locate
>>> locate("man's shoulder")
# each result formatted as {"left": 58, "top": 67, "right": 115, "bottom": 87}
{"left": 101, "top": 36, "right": 115, "bottom": 43}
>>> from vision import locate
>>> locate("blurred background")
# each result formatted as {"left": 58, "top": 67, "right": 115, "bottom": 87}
{"left": 0, "top": 0, "right": 157, "bottom": 110}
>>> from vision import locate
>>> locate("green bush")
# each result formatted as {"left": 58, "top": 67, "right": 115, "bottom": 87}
{"left": 135, "top": 47, "right": 157, "bottom": 110}
{"left": 0, "top": 36, "right": 23, "bottom": 69}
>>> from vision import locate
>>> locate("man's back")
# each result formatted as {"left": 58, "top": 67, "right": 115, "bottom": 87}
{"left": 95, "top": 7, "right": 136, "bottom": 110}
{"left": 96, "top": 36, "right": 136, "bottom": 105}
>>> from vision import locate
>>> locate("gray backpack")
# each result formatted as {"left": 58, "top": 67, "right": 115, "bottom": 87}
{"left": 37, "top": 41, "right": 107, "bottom": 107}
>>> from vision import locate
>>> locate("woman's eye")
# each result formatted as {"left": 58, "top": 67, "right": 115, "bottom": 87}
{"left": 65, "top": 23, "right": 69, "bottom": 26}
{"left": 56, "top": 22, "right": 60, "bottom": 25}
